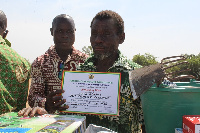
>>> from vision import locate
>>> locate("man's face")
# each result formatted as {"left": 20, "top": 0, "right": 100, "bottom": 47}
{"left": 51, "top": 18, "right": 75, "bottom": 50}
{"left": 90, "top": 18, "right": 123, "bottom": 60}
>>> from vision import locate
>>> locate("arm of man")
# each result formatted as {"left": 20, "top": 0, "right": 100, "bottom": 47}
{"left": 28, "top": 60, "right": 46, "bottom": 107}
{"left": 18, "top": 59, "right": 47, "bottom": 117}
{"left": 19, "top": 58, "right": 68, "bottom": 116}
{"left": 0, "top": 80, "right": 16, "bottom": 115}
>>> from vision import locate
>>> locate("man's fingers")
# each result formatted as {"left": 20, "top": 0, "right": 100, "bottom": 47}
{"left": 18, "top": 107, "right": 48, "bottom": 117}
{"left": 29, "top": 107, "right": 39, "bottom": 117}
{"left": 57, "top": 105, "right": 69, "bottom": 111}
{"left": 52, "top": 95, "right": 63, "bottom": 102}
{"left": 54, "top": 99, "right": 66, "bottom": 107}
{"left": 64, "top": 104, "right": 69, "bottom": 109}
{"left": 37, "top": 108, "right": 48, "bottom": 115}
{"left": 29, "top": 107, "right": 48, "bottom": 117}
{"left": 48, "top": 89, "right": 64, "bottom": 97}
{"left": 18, "top": 108, "right": 29, "bottom": 116}
{"left": 23, "top": 107, "right": 32, "bottom": 117}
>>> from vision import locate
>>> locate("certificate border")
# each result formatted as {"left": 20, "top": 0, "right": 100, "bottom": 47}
{"left": 60, "top": 71, "right": 121, "bottom": 116}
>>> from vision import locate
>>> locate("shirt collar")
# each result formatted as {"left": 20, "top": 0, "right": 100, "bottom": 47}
{"left": 0, "top": 35, "right": 6, "bottom": 45}
{"left": 47, "top": 45, "right": 78, "bottom": 63}
{"left": 111, "top": 50, "right": 134, "bottom": 70}
{"left": 83, "top": 50, "right": 135, "bottom": 71}
{"left": 0, "top": 35, "right": 11, "bottom": 47}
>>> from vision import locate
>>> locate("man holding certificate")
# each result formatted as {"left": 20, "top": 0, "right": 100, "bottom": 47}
{"left": 18, "top": 14, "right": 88, "bottom": 116}
{"left": 77, "top": 10, "right": 144, "bottom": 133}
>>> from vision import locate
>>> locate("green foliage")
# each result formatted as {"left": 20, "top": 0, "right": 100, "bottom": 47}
{"left": 82, "top": 46, "right": 93, "bottom": 56}
{"left": 132, "top": 53, "right": 158, "bottom": 66}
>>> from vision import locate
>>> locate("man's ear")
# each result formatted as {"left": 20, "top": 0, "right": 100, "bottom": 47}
{"left": 3, "top": 30, "right": 8, "bottom": 39}
{"left": 50, "top": 28, "right": 53, "bottom": 36}
{"left": 0, "top": 23, "right": 5, "bottom": 37}
{"left": 119, "top": 33, "right": 125, "bottom": 44}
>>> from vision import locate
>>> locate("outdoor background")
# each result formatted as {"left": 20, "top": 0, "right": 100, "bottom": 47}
{"left": 1, "top": 0, "right": 200, "bottom": 63}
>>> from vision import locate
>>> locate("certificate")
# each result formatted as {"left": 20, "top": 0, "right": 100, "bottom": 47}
{"left": 61, "top": 71, "right": 121, "bottom": 116}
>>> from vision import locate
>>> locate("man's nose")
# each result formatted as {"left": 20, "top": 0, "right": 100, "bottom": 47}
{"left": 95, "top": 34, "right": 104, "bottom": 43}
{"left": 62, "top": 33, "right": 69, "bottom": 38}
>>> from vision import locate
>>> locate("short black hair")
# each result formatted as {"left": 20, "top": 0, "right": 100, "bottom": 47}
{"left": 90, "top": 10, "right": 124, "bottom": 34}
{"left": 52, "top": 14, "right": 75, "bottom": 29}
{"left": 0, "top": 10, "right": 7, "bottom": 30}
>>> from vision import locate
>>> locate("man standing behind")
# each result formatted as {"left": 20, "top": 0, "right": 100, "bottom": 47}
{"left": 26, "top": 14, "right": 88, "bottom": 114}
{"left": 0, "top": 10, "right": 31, "bottom": 115}
{"left": 79, "top": 10, "right": 144, "bottom": 133}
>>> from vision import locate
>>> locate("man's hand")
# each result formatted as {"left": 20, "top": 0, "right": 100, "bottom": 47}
{"left": 45, "top": 89, "right": 69, "bottom": 113}
{"left": 18, "top": 107, "right": 48, "bottom": 117}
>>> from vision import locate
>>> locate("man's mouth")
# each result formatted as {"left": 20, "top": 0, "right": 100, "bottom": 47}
{"left": 94, "top": 47, "right": 105, "bottom": 51}
{"left": 59, "top": 41, "right": 69, "bottom": 44}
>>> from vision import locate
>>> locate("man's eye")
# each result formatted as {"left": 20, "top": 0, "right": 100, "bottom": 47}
{"left": 57, "top": 30, "right": 62, "bottom": 33}
{"left": 67, "top": 30, "right": 74, "bottom": 33}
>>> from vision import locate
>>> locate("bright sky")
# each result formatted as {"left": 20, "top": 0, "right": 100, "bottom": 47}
{"left": 1, "top": 0, "right": 200, "bottom": 63}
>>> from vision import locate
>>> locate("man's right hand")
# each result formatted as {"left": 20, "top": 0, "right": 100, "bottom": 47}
{"left": 45, "top": 89, "right": 69, "bottom": 113}
{"left": 18, "top": 107, "right": 48, "bottom": 117}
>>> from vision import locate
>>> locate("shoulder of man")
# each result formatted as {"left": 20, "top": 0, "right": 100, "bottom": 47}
{"left": 0, "top": 41, "right": 31, "bottom": 84}
{"left": 72, "top": 47, "right": 89, "bottom": 60}
{"left": 114, "top": 52, "right": 138, "bottom": 70}
{"left": 77, "top": 56, "right": 95, "bottom": 71}
{"left": 0, "top": 40, "right": 30, "bottom": 66}
{"left": 31, "top": 46, "right": 53, "bottom": 67}
{"left": 0, "top": 35, "right": 11, "bottom": 47}
{"left": 121, "top": 52, "right": 142, "bottom": 69}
